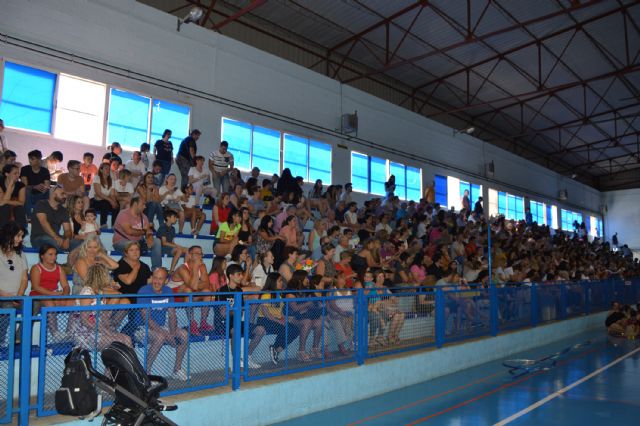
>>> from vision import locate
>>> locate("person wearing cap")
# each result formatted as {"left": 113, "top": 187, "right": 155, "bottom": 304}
{"left": 176, "top": 129, "right": 201, "bottom": 189}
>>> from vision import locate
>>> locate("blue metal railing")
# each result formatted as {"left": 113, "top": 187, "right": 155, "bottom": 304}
{"left": 0, "top": 278, "right": 637, "bottom": 424}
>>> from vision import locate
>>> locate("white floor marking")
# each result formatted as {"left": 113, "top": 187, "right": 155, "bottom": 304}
{"left": 493, "top": 345, "right": 640, "bottom": 425}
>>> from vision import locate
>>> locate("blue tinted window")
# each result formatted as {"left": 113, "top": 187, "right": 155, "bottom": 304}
{"left": 370, "top": 156, "right": 387, "bottom": 196}
{"left": 351, "top": 152, "right": 369, "bottom": 193}
{"left": 0, "top": 62, "right": 56, "bottom": 133}
{"left": 150, "top": 99, "right": 190, "bottom": 145}
{"left": 546, "top": 205, "right": 553, "bottom": 227}
{"left": 406, "top": 166, "right": 421, "bottom": 202}
{"left": 252, "top": 126, "right": 280, "bottom": 175}
{"left": 309, "top": 140, "right": 331, "bottom": 184}
{"left": 435, "top": 175, "right": 447, "bottom": 206}
{"left": 221, "top": 118, "right": 251, "bottom": 171}
{"left": 515, "top": 196, "right": 524, "bottom": 220}
{"left": 107, "top": 88, "right": 150, "bottom": 151}
{"left": 498, "top": 191, "right": 506, "bottom": 215}
{"left": 389, "top": 162, "right": 406, "bottom": 199}
{"left": 284, "top": 134, "right": 308, "bottom": 179}
{"left": 531, "top": 201, "right": 545, "bottom": 225}
{"left": 470, "top": 184, "right": 481, "bottom": 207}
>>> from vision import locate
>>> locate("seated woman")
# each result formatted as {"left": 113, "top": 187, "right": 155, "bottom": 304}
{"left": 286, "top": 270, "right": 322, "bottom": 361}
{"left": 188, "top": 155, "right": 217, "bottom": 205}
{"left": 226, "top": 244, "right": 253, "bottom": 284}
{"left": 257, "top": 273, "right": 300, "bottom": 365}
{"left": 278, "top": 245, "right": 299, "bottom": 285}
{"left": 279, "top": 215, "right": 302, "bottom": 249}
{"left": 114, "top": 169, "right": 134, "bottom": 209}
{"left": 159, "top": 174, "right": 188, "bottom": 234}
{"left": 135, "top": 172, "right": 163, "bottom": 227}
{"left": 306, "top": 179, "right": 329, "bottom": 215}
{"left": 181, "top": 183, "right": 206, "bottom": 235}
{"left": 29, "top": 244, "right": 74, "bottom": 338}
{"left": 365, "top": 269, "right": 404, "bottom": 346}
{"left": 69, "top": 235, "right": 119, "bottom": 295}
{"left": 214, "top": 209, "right": 242, "bottom": 257}
{"left": 0, "top": 164, "right": 26, "bottom": 228}
{"left": 71, "top": 264, "right": 131, "bottom": 350}
{"left": 251, "top": 250, "right": 275, "bottom": 289}
{"left": 209, "top": 193, "right": 231, "bottom": 236}
{"left": 89, "top": 162, "right": 119, "bottom": 228}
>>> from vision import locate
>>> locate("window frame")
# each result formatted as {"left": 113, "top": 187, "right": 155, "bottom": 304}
{"left": 0, "top": 59, "right": 59, "bottom": 136}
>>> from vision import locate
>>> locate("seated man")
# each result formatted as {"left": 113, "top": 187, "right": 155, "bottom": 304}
{"left": 20, "top": 149, "right": 50, "bottom": 218}
{"left": 57, "top": 159, "right": 89, "bottom": 211}
{"left": 138, "top": 267, "right": 189, "bottom": 381}
{"left": 30, "top": 186, "right": 80, "bottom": 251}
{"left": 113, "top": 196, "right": 162, "bottom": 270}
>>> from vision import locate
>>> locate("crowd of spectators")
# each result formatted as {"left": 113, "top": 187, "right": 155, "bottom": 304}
{"left": 0, "top": 118, "right": 639, "bottom": 372}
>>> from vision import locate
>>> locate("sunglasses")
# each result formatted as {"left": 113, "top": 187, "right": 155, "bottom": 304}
{"left": 7, "top": 259, "right": 14, "bottom": 271}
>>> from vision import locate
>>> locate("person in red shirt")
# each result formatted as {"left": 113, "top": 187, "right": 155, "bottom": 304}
{"left": 335, "top": 251, "right": 360, "bottom": 288}
{"left": 29, "top": 244, "right": 73, "bottom": 337}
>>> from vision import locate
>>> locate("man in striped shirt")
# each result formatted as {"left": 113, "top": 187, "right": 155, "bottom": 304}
{"left": 208, "top": 140, "right": 234, "bottom": 194}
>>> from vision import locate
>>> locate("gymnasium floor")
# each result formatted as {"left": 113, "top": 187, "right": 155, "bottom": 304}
{"left": 274, "top": 329, "right": 640, "bottom": 426}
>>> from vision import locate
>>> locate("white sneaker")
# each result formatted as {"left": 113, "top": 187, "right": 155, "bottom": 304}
{"left": 247, "top": 356, "right": 261, "bottom": 369}
{"left": 171, "top": 369, "right": 188, "bottom": 381}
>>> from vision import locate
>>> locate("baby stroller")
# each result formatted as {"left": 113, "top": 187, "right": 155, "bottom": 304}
{"left": 56, "top": 342, "right": 178, "bottom": 425}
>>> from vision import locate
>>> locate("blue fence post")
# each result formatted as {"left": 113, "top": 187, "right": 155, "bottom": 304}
{"left": 584, "top": 282, "right": 591, "bottom": 315}
{"left": 489, "top": 285, "right": 498, "bottom": 336}
{"left": 355, "top": 289, "right": 365, "bottom": 365}
{"left": 19, "top": 297, "right": 32, "bottom": 426}
{"left": 435, "top": 288, "right": 445, "bottom": 348}
{"left": 560, "top": 284, "right": 568, "bottom": 320}
{"left": 232, "top": 294, "right": 242, "bottom": 391}
{"left": 530, "top": 284, "right": 539, "bottom": 327}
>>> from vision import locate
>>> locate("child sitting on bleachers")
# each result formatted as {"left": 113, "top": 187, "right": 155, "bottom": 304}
{"left": 29, "top": 244, "right": 73, "bottom": 339}
{"left": 78, "top": 208, "right": 100, "bottom": 238}
{"left": 156, "top": 209, "right": 187, "bottom": 274}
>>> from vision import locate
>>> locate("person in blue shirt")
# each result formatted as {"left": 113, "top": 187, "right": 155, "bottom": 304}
{"left": 138, "top": 267, "right": 189, "bottom": 381}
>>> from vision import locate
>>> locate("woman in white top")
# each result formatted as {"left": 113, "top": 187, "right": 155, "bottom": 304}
{"left": 114, "top": 169, "right": 135, "bottom": 209}
{"left": 89, "top": 162, "right": 119, "bottom": 228}
{"left": 251, "top": 250, "right": 275, "bottom": 288}
{"left": 159, "top": 173, "right": 188, "bottom": 234}
{"left": 188, "top": 155, "right": 217, "bottom": 206}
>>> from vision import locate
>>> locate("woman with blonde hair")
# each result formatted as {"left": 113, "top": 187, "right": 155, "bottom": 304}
{"left": 69, "top": 234, "right": 118, "bottom": 294}
{"left": 71, "top": 264, "right": 131, "bottom": 350}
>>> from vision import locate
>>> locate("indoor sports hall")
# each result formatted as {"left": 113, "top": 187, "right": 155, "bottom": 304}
{"left": 0, "top": 1, "right": 639, "bottom": 425}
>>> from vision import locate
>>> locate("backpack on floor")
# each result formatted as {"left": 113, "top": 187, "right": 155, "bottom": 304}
{"left": 55, "top": 348, "right": 99, "bottom": 416}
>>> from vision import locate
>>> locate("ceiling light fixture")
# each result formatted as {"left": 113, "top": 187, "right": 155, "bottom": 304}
{"left": 453, "top": 126, "right": 475, "bottom": 136}
{"left": 177, "top": 7, "right": 204, "bottom": 32}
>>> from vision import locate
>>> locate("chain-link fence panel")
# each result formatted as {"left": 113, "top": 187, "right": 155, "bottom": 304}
{"left": 497, "top": 285, "right": 532, "bottom": 331}
{"left": 588, "top": 281, "right": 609, "bottom": 313}
{"left": 442, "top": 288, "right": 491, "bottom": 342}
{"left": 0, "top": 308, "right": 16, "bottom": 424}
{"left": 537, "top": 284, "right": 562, "bottom": 324}
{"left": 243, "top": 294, "right": 357, "bottom": 381}
{"left": 566, "top": 282, "right": 586, "bottom": 318}
{"left": 366, "top": 291, "right": 436, "bottom": 358}
{"left": 38, "top": 301, "right": 230, "bottom": 416}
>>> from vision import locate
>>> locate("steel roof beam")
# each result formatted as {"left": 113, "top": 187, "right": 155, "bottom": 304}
{"left": 340, "top": 0, "right": 606, "bottom": 85}
{"left": 211, "top": 0, "right": 266, "bottom": 31}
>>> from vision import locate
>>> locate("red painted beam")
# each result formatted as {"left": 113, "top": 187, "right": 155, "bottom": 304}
{"left": 341, "top": 0, "right": 606, "bottom": 84}
{"left": 212, "top": 0, "right": 266, "bottom": 30}
{"left": 328, "top": 2, "right": 424, "bottom": 54}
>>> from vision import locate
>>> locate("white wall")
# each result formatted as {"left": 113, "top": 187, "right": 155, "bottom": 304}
{"left": 0, "top": 0, "right": 602, "bottom": 215}
{"left": 603, "top": 188, "right": 640, "bottom": 249}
